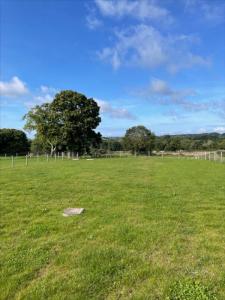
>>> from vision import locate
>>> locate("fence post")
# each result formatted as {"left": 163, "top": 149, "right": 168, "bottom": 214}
{"left": 26, "top": 155, "right": 28, "bottom": 166}
{"left": 221, "top": 151, "right": 223, "bottom": 163}
{"left": 11, "top": 156, "right": 14, "bottom": 168}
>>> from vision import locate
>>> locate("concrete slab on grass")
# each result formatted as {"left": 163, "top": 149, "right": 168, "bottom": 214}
{"left": 63, "top": 208, "right": 84, "bottom": 216}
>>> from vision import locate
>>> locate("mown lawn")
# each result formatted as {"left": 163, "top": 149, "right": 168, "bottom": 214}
{"left": 0, "top": 157, "right": 225, "bottom": 299}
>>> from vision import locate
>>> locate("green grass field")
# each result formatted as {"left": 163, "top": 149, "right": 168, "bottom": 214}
{"left": 0, "top": 157, "right": 225, "bottom": 299}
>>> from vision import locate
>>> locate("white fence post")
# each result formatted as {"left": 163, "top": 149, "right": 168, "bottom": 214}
{"left": 11, "top": 156, "right": 14, "bottom": 168}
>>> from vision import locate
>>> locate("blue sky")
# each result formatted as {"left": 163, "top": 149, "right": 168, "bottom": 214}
{"left": 0, "top": 0, "right": 225, "bottom": 137}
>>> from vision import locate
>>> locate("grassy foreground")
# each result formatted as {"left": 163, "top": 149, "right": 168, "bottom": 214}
{"left": 0, "top": 157, "right": 225, "bottom": 299}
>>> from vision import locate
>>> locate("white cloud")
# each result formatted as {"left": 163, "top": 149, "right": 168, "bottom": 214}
{"left": 137, "top": 78, "right": 214, "bottom": 112}
{"left": 137, "top": 79, "right": 225, "bottom": 120}
{"left": 150, "top": 79, "right": 173, "bottom": 95}
{"left": 24, "top": 85, "right": 58, "bottom": 108}
{"left": 24, "top": 94, "right": 54, "bottom": 108}
{"left": 96, "top": 98, "right": 136, "bottom": 119}
{"left": 98, "top": 24, "right": 210, "bottom": 72}
{"left": 40, "top": 85, "right": 58, "bottom": 94}
{"left": 213, "top": 127, "right": 225, "bottom": 133}
{"left": 34, "top": 94, "right": 53, "bottom": 104}
{"left": 0, "top": 76, "right": 28, "bottom": 97}
{"left": 148, "top": 78, "right": 196, "bottom": 99}
{"left": 168, "top": 52, "right": 211, "bottom": 74}
{"left": 201, "top": 2, "right": 225, "bottom": 23}
{"left": 40, "top": 85, "right": 49, "bottom": 93}
{"left": 184, "top": 0, "right": 225, "bottom": 24}
{"left": 94, "top": 0, "right": 171, "bottom": 21}
{"left": 86, "top": 15, "right": 102, "bottom": 30}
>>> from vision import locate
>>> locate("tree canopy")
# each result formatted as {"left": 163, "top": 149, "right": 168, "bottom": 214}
{"left": 0, "top": 129, "right": 30, "bottom": 155}
{"left": 24, "top": 90, "right": 102, "bottom": 154}
{"left": 123, "top": 125, "right": 155, "bottom": 154}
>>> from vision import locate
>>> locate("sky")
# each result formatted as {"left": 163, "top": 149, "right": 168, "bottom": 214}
{"left": 0, "top": 0, "right": 225, "bottom": 137}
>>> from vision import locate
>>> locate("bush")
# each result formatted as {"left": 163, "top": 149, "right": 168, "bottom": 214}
{"left": 167, "top": 279, "right": 217, "bottom": 300}
{"left": 0, "top": 128, "right": 30, "bottom": 155}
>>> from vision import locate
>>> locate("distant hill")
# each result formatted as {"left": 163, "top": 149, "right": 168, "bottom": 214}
{"left": 104, "top": 133, "right": 225, "bottom": 140}
{"left": 160, "top": 132, "right": 225, "bottom": 140}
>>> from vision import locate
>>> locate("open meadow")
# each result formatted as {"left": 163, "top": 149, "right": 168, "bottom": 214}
{"left": 0, "top": 157, "right": 225, "bottom": 299}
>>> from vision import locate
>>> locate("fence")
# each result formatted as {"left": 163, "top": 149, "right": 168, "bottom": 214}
{"left": 1, "top": 150, "right": 225, "bottom": 169}
{"left": 155, "top": 150, "right": 225, "bottom": 162}
{"left": 0, "top": 151, "right": 132, "bottom": 169}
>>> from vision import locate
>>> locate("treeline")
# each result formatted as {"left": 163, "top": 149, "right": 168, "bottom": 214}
{"left": 101, "top": 133, "right": 225, "bottom": 152}
{"left": 1, "top": 128, "right": 225, "bottom": 156}
{"left": 155, "top": 133, "right": 225, "bottom": 151}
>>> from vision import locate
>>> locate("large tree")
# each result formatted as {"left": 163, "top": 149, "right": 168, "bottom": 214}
{"left": 24, "top": 90, "right": 102, "bottom": 155}
{"left": 0, "top": 129, "right": 30, "bottom": 155}
{"left": 123, "top": 125, "right": 155, "bottom": 154}
{"left": 24, "top": 103, "right": 60, "bottom": 155}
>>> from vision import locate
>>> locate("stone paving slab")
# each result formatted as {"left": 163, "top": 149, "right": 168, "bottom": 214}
{"left": 63, "top": 208, "right": 84, "bottom": 216}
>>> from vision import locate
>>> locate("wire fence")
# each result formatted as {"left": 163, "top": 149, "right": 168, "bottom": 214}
{"left": 155, "top": 150, "right": 225, "bottom": 162}
{"left": 0, "top": 151, "right": 132, "bottom": 170}
{"left": 0, "top": 150, "right": 225, "bottom": 170}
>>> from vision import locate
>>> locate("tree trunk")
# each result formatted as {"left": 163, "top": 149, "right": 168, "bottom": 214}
{"left": 49, "top": 143, "right": 56, "bottom": 156}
